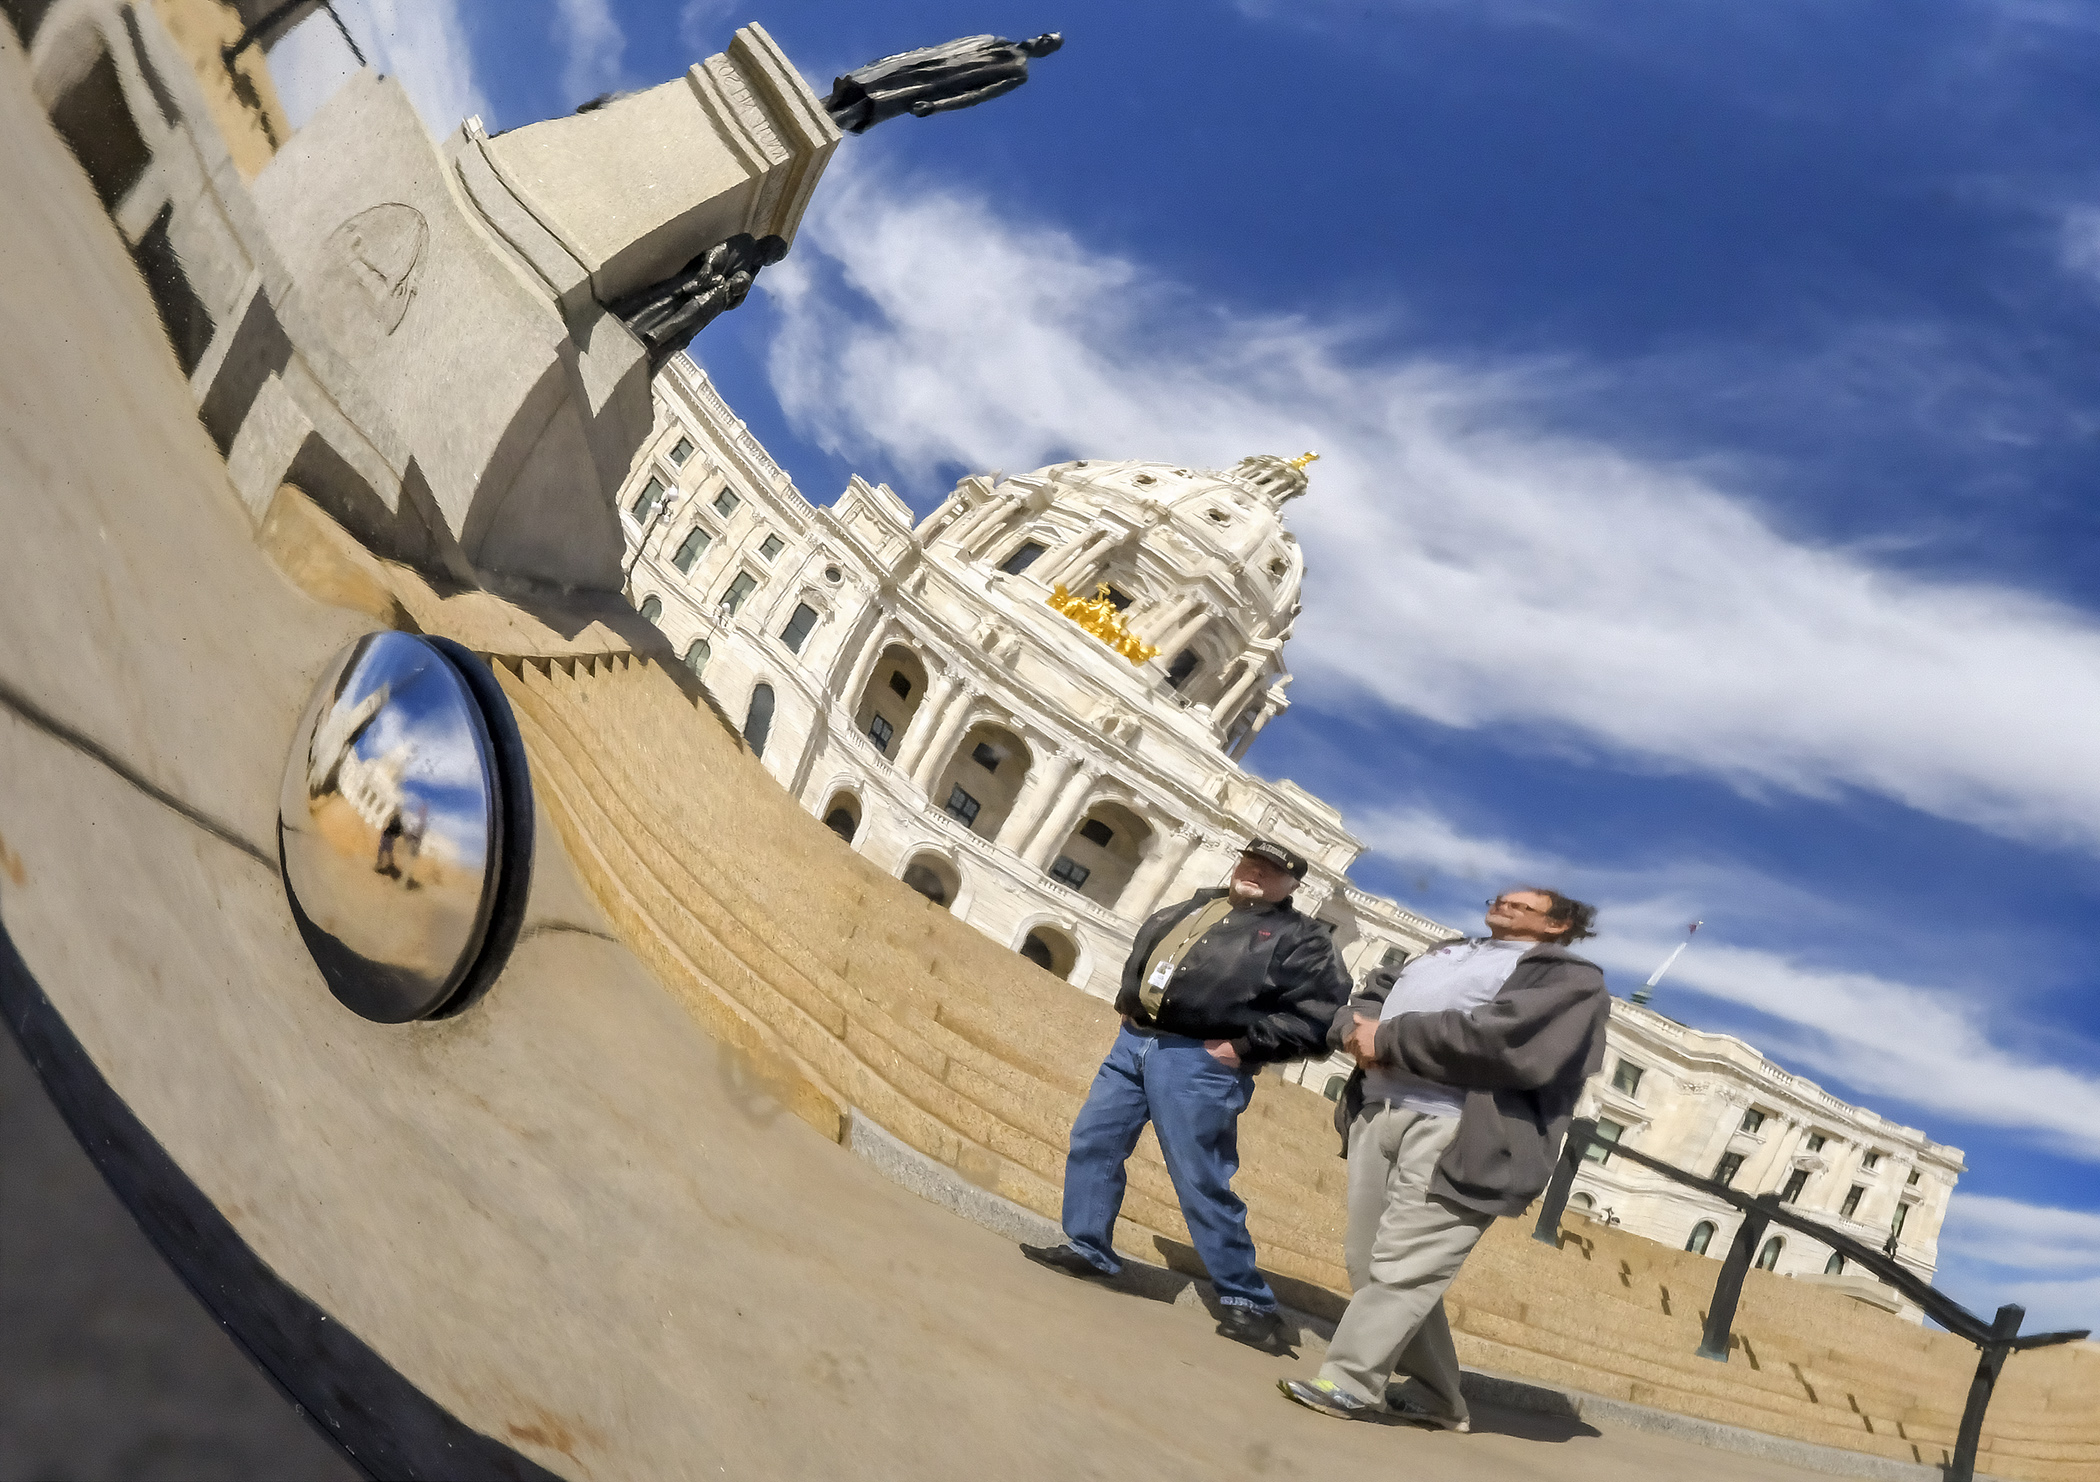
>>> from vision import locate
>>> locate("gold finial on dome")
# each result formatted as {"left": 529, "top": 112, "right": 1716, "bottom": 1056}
{"left": 1287, "top": 451, "right": 1320, "bottom": 471}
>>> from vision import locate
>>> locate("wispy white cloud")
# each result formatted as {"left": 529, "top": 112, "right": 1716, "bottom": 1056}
{"left": 554, "top": 0, "right": 625, "bottom": 107}
{"left": 762, "top": 170, "right": 2100, "bottom": 861}
{"left": 266, "top": 0, "right": 488, "bottom": 135}
{"left": 678, "top": 0, "right": 738, "bottom": 60}
{"left": 2059, "top": 206, "right": 2100, "bottom": 288}
{"left": 1937, "top": 1193, "right": 2100, "bottom": 1330}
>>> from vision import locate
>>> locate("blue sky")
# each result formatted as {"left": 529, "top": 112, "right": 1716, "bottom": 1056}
{"left": 273, "top": 1, "right": 2100, "bottom": 1332}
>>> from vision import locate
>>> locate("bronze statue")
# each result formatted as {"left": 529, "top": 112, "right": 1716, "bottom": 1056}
{"left": 608, "top": 233, "right": 787, "bottom": 372}
{"left": 824, "top": 33, "right": 1063, "bottom": 135}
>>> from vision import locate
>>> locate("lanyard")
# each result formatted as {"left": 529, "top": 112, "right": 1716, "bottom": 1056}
{"left": 1135, "top": 896, "right": 1237, "bottom": 1023}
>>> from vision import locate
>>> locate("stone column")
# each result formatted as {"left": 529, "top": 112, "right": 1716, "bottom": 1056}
{"left": 1161, "top": 833, "right": 1227, "bottom": 902}
{"left": 1214, "top": 664, "right": 1267, "bottom": 731}
{"left": 1131, "top": 591, "right": 1199, "bottom": 642}
{"left": 946, "top": 493, "right": 1011, "bottom": 554}
{"left": 1153, "top": 601, "right": 1215, "bottom": 656}
{"left": 910, "top": 684, "right": 979, "bottom": 791}
{"left": 1034, "top": 527, "right": 1107, "bottom": 589}
{"left": 891, "top": 669, "right": 959, "bottom": 775}
{"left": 1228, "top": 695, "right": 1284, "bottom": 761}
{"left": 829, "top": 610, "right": 889, "bottom": 705}
{"left": 1119, "top": 827, "right": 1200, "bottom": 919}
{"left": 1022, "top": 765, "right": 1101, "bottom": 868}
{"left": 994, "top": 748, "right": 1077, "bottom": 853}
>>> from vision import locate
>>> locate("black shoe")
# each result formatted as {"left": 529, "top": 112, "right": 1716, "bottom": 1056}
{"left": 1217, "top": 1305, "right": 1284, "bottom": 1345}
{"left": 1020, "top": 1243, "right": 1114, "bottom": 1281}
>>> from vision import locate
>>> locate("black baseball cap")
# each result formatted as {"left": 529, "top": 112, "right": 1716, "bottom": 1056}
{"left": 1239, "top": 837, "right": 1308, "bottom": 880}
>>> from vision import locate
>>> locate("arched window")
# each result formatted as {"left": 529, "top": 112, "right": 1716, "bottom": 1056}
{"left": 1569, "top": 1193, "right": 1595, "bottom": 1211}
{"left": 683, "top": 638, "right": 710, "bottom": 675}
{"left": 901, "top": 856, "right": 955, "bottom": 909}
{"left": 1685, "top": 1221, "right": 1716, "bottom": 1256}
{"left": 743, "top": 683, "right": 775, "bottom": 758}
{"left": 1018, "top": 934, "right": 1054, "bottom": 969}
{"left": 820, "top": 790, "right": 860, "bottom": 845}
{"left": 1165, "top": 648, "right": 1200, "bottom": 690}
{"left": 638, "top": 594, "right": 663, "bottom": 623}
{"left": 1322, "top": 1075, "right": 1347, "bottom": 1102}
{"left": 1825, "top": 1252, "right": 1847, "bottom": 1275}
{"left": 1756, "top": 1237, "right": 1784, "bottom": 1272}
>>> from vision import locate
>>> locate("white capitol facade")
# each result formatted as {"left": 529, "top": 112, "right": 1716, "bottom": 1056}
{"left": 620, "top": 355, "right": 1962, "bottom": 1310}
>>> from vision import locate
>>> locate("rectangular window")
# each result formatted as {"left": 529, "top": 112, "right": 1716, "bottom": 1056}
{"left": 1079, "top": 818, "right": 1114, "bottom": 847}
{"left": 713, "top": 488, "right": 741, "bottom": 519}
{"left": 759, "top": 533, "right": 784, "bottom": 560}
{"left": 1861, "top": 1151, "right": 1880, "bottom": 1170}
{"left": 1611, "top": 1060, "right": 1644, "bottom": 1098}
{"left": 1102, "top": 586, "right": 1133, "bottom": 611}
{"left": 971, "top": 742, "right": 1002, "bottom": 772}
{"left": 1048, "top": 855, "right": 1091, "bottom": 888}
{"left": 669, "top": 436, "right": 693, "bottom": 466}
{"left": 1713, "top": 1152, "right": 1745, "bottom": 1186}
{"left": 631, "top": 475, "right": 665, "bottom": 520}
{"left": 1781, "top": 1169, "right": 1810, "bottom": 1203}
{"left": 1582, "top": 1118, "right": 1623, "bottom": 1164}
{"left": 719, "top": 571, "right": 757, "bottom": 615}
{"left": 1906, "top": 1169, "right": 1921, "bottom": 1186}
{"left": 945, "top": 786, "right": 981, "bottom": 827}
{"left": 868, "top": 714, "right": 894, "bottom": 753}
{"left": 780, "top": 602, "right": 819, "bottom": 653}
{"left": 1805, "top": 1133, "right": 1827, "bottom": 1153}
{"left": 888, "top": 670, "right": 912, "bottom": 699}
{"left": 1000, "top": 540, "right": 1046, "bottom": 575}
{"left": 1891, "top": 1203, "right": 1909, "bottom": 1238}
{"left": 672, "top": 526, "right": 711, "bottom": 572}
{"left": 1740, "top": 1108, "right": 1766, "bottom": 1135}
{"left": 1841, "top": 1185, "right": 1865, "bottom": 1218}
{"left": 1380, "top": 945, "right": 1409, "bottom": 969}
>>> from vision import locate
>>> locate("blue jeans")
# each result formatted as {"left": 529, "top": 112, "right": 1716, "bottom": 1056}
{"left": 1059, "top": 1025, "right": 1278, "bottom": 1311}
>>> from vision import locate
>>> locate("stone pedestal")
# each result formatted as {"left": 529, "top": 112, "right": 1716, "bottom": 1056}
{"left": 466, "top": 24, "right": 838, "bottom": 316}
{"left": 242, "top": 24, "right": 837, "bottom": 593}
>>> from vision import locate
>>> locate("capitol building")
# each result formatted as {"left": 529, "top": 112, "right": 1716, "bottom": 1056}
{"left": 620, "top": 354, "right": 1963, "bottom": 1313}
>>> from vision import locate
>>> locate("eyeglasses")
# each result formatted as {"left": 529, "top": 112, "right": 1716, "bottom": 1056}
{"left": 1486, "top": 896, "right": 1554, "bottom": 916}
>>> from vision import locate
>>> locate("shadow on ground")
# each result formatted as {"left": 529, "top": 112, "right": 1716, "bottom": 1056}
{"left": 0, "top": 1011, "right": 358, "bottom": 1482}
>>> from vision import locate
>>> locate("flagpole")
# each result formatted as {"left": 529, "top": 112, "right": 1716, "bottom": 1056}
{"left": 1630, "top": 921, "right": 1702, "bottom": 1007}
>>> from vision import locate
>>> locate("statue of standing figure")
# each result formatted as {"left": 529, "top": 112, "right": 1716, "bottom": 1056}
{"left": 608, "top": 232, "right": 787, "bottom": 372}
{"left": 824, "top": 33, "right": 1064, "bottom": 134}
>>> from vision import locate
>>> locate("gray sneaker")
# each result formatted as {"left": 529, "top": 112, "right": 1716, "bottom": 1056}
{"left": 1387, "top": 1393, "right": 1471, "bottom": 1432}
{"left": 1277, "top": 1378, "right": 1374, "bottom": 1420}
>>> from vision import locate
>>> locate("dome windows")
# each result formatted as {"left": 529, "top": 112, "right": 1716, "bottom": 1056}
{"left": 1205, "top": 508, "right": 1231, "bottom": 526}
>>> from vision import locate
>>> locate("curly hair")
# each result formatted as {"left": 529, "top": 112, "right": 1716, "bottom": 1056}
{"left": 1509, "top": 886, "right": 1598, "bottom": 944}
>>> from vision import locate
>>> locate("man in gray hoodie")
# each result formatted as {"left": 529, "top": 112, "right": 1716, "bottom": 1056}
{"left": 1278, "top": 887, "right": 1609, "bottom": 1427}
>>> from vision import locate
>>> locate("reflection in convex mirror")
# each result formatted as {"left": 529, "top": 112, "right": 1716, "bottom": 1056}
{"left": 278, "top": 631, "right": 530, "bottom": 1022}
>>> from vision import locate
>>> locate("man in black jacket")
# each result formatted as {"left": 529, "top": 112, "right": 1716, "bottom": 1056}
{"left": 1021, "top": 839, "right": 1349, "bottom": 1343}
{"left": 1278, "top": 887, "right": 1609, "bottom": 1427}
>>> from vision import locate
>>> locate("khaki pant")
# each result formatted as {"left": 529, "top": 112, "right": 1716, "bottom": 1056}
{"left": 1317, "top": 1104, "right": 1494, "bottom": 1417}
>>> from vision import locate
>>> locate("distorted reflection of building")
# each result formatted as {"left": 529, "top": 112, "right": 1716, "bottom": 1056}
{"left": 618, "top": 355, "right": 1962, "bottom": 1302}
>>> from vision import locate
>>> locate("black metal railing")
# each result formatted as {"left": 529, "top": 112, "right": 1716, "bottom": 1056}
{"left": 1533, "top": 1117, "right": 2086, "bottom": 1482}
{"left": 223, "top": 1, "right": 365, "bottom": 69}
